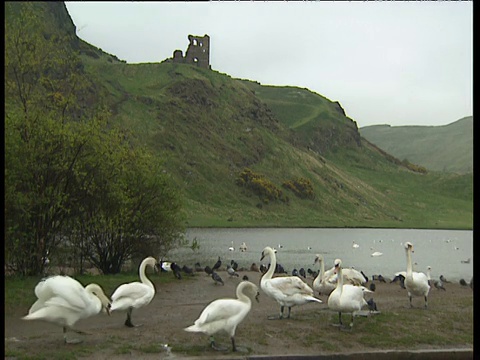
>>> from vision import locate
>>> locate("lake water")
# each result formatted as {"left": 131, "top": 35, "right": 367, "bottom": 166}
{"left": 167, "top": 228, "right": 473, "bottom": 282}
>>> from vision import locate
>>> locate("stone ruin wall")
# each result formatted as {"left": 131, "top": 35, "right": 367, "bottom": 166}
{"left": 171, "top": 34, "right": 210, "bottom": 69}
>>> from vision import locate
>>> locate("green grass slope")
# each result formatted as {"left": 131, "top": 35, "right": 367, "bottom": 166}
{"left": 359, "top": 117, "right": 473, "bottom": 174}
{"left": 6, "top": 2, "right": 473, "bottom": 229}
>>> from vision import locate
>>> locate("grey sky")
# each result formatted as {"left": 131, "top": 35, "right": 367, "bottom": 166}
{"left": 65, "top": 1, "right": 472, "bottom": 128}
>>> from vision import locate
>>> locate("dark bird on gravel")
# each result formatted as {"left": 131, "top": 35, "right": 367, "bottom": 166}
{"left": 227, "top": 266, "right": 239, "bottom": 278}
{"left": 433, "top": 280, "right": 446, "bottom": 291}
{"left": 170, "top": 262, "right": 182, "bottom": 280}
{"left": 182, "top": 265, "right": 194, "bottom": 276}
{"left": 391, "top": 274, "right": 406, "bottom": 289}
{"left": 367, "top": 298, "right": 378, "bottom": 311}
{"left": 377, "top": 275, "right": 386, "bottom": 283}
{"left": 250, "top": 263, "right": 260, "bottom": 272}
{"left": 369, "top": 282, "right": 376, "bottom": 292}
{"left": 212, "top": 257, "right": 222, "bottom": 272}
{"left": 459, "top": 278, "right": 468, "bottom": 286}
{"left": 292, "top": 268, "right": 299, "bottom": 277}
{"left": 212, "top": 271, "right": 224, "bottom": 286}
{"left": 260, "top": 264, "right": 267, "bottom": 274}
{"left": 242, "top": 275, "right": 249, "bottom": 281}
{"left": 194, "top": 262, "right": 203, "bottom": 272}
{"left": 230, "top": 260, "right": 239, "bottom": 271}
{"left": 204, "top": 265, "right": 213, "bottom": 275}
{"left": 440, "top": 275, "right": 450, "bottom": 283}
{"left": 299, "top": 268, "right": 306, "bottom": 278}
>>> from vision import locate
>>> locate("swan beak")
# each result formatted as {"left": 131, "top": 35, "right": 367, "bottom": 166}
{"left": 314, "top": 256, "right": 319, "bottom": 264}
{"left": 106, "top": 303, "right": 112, "bottom": 316}
{"left": 260, "top": 252, "right": 265, "bottom": 261}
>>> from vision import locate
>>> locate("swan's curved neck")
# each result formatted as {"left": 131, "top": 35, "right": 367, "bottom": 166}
{"left": 264, "top": 249, "right": 276, "bottom": 280}
{"left": 139, "top": 260, "right": 154, "bottom": 289}
{"left": 336, "top": 266, "right": 344, "bottom": 293}
{"left": 237, "top": 283, "right": 252, "bottom": 303}
{"left": 318, "top": 258, "right": 325, "bottom": 278}
{"left": 406, "top": 249, "right": 413, "bottom": 277}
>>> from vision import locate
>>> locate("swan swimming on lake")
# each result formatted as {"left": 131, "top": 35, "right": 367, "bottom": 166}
{"left": 327, "top": 259, "right": 371, "bottom": 329}
{"left": 228, "top": 241, "right": 235, "bottom": 251}
{"left": 184, "top": 280, "right": 259, "bottom": 352}
{"left": 22, "top": 275, "right": 111, "bottom": 343}
{"left": 260, "top": 246, "right": 322, "bottom": 319}
{"left": 352, "top": 241, "right": 360, "bottom": 249}
{"left": 404, "top": 242, "right": 430, "bottom": 308}
{"left": 371, "top": 251, "right": 383, "bottom": 257}
{"left": 110, "top": 256, "right": 158, "bottom": 327}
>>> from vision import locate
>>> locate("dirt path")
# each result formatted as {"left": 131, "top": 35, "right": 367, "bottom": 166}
{"left": 4, "top": 269, "right": 474, "bottom": 359}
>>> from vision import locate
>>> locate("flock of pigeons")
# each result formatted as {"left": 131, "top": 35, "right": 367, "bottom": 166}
{"left": 22, "top": 242, "right": 473, "bottom": 352}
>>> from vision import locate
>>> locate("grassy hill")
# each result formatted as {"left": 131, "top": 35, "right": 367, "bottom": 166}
{"left": 360, "top": 117, "right": 473, "bottom": 174}
{"left": 5, "top": 2, "right": 473, "bottom": 230}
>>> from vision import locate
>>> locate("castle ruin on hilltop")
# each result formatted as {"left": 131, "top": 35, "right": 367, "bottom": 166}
{"left": 166, "top": 34, "right": 210, "bottom": 69}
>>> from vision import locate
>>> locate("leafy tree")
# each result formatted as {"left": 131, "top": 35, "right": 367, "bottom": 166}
{"left": 5, "top": 2, "right": 185, "bottom": 275}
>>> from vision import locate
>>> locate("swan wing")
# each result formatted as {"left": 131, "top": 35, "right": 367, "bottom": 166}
{"left": 30, "top": 276, "right": 92, "bottom": 313}
{"left": 111, "top": 282, "right": 154, "bottom": 310}
{"left": 267, "top": 276, "right": 314, "bottom": 296}
{"left": 342, "top": 269, "right": 366, "bottom": 285}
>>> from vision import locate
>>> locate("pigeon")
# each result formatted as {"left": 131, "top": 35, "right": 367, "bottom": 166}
{"left": 204, "top": 265, "right": 213, "bottom": 275}
{"left": 433, "top": 279, "right": 446, "bottom": 291}
{"left": 212, "top": 257, "right": 222, "bottom": 272}
{"left": 227, "top": 266, "right": 239, "bottom": 278}
{"left": 211, "top": 271, "right": 224, "bottom": 286}
{"left": 194, "top": 262, "right": 203, "bottom": 272}
{"left": 440, "top": 275, "right": 450, "bottom": 283}
{"left": 182, "top": 265, "right": 194, "bottom": 276}
{"left": 170, "top": 262, "right": 182, "bottom": 280}
{"left": 367, "top": 298, "right": 378, "bottom": 311}
{"left": 369, "top": 282, "right": 376, "bottom": 292}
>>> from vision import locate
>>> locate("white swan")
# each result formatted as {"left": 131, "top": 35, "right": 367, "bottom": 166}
{"left": 22, "top": 275, "right": 111, "bottom": 343}
{"left": 352, "top": 241, "right": 360, "bottom": 249}
{"left": 312, "top": 254, "right": 336, "bottom": 296}
{"left": 184, "top": 280, "right": 259, "bottom": 352}
{"left": 260, "top": 246, "right": 322, "bottom": 319}
{"left": 404, "top": 242, "right": 430, "bottom": 308}
{"left": 110, "top": 256, "right": 157, "bottom": 327}
{"left": 371, "top": 251, "right": 383, "bottom": 257}
{"left": 239, "top": 242, "right": 248, "bottom": 252}
{"left": 228, "top": 241, "right": 235, "bottom": 251}
{"left": 327, "top": 259, "right": 371, "bottom": 329}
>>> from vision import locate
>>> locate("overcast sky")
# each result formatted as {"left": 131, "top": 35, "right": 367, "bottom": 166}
{"left": 65, "top": 1, "right": 472, "bottom": 128}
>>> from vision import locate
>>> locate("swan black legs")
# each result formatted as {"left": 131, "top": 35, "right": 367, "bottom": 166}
{"left": 231, "top": 336, "right": 237, "bottom": 352}
{"left": 63, "top": 326, "right": 82, "bottom": 344}
{"left": 424, "top": 296, "right": 428, "bottom": 309}
{"left": 209, "top": 335, "right": 229, "bottom": 351}
{"left": 125, "top": 307, "right": 141, "bottom": 327}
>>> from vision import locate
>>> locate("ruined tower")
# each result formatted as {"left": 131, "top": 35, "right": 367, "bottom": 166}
{"left": 171, "top": 34, "right": 210, "bottom": 69}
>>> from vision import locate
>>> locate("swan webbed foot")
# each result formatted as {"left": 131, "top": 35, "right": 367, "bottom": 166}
{"left": 64, "top": 337, "right": 83, "bottom": 344}
{"left": 209, "top": 337, "right": 229, "bottom": 352}
{"left": 267, "top": 314, "right": 283, "bottom": 320}
{"left": 125, "top": 321, "right": 143, "bottom": 327}
{"left": 72, "top": 329, "right": 90, "bottom": 335}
